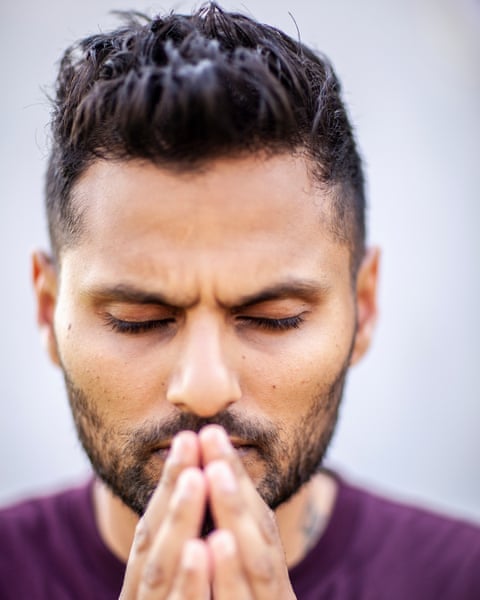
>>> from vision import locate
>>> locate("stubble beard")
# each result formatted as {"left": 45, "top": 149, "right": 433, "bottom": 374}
{"left": 62, "top": 357, "right": 349, "bottom": 524}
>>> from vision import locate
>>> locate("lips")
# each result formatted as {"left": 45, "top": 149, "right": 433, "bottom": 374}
{"left": 229, "top": 437, "right": 254, "bottom": 449}
{"left": 232, "top": 445, "right": 255, "bottom": 458}
{"left": 153, "top": 445, "right": 171, "bottom": 461}
{"left": 229, "top": 439, "right": 257, "bottom": 458}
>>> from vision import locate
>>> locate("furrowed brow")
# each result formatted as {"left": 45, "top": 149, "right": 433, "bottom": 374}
{"left": 85, "top": 279, "right": 328, "bottom": 310}
{"left": 85, "top": 284, "right": 197, "bottom": 309}
{"left": 230, "top": 279, "right": 330, "bottom": 310}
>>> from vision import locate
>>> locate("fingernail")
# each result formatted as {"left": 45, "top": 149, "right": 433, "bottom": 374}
{"left": 203, "top": 425, "right": 232, "bottom": 453}
{"left": 175, "top": 468, "right": 199, "bottom": 499}
{"left": 170, "top": 431, "right": 194, "bottom": 461}
{"left": 170, "top": 435, "right": 183, "bottom": 460}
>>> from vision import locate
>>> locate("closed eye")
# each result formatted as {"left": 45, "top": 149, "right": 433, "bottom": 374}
{"left": 103, "top": 313, "right": 306, "bottom": 334}
{"left": 236, "top": 314, "right": 305, "bottom": 331}
{"left": 104, "top": 314, "right": 175, "bottom": 334}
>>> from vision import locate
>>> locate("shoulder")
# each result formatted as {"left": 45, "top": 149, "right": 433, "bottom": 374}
{"left": 0, "top": 480, "right": 100, "bottom": 599}
{"left": 293, "top": 472, "right": 480, "bottom": 600}
{"left": 346, "top": 477, "right": 480, "bottom": 547}
{"left": 0, "top": 479, "right": 125, "bottom": 599}
{"left": 341, "top": 475, "right": 480, "bottom": 597}
{"left": 0, "top": 480, "right": 93, "bottom": 546}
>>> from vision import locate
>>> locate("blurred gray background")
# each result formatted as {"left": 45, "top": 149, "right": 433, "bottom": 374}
{"left": 1, "top": 0, "right": 479, "bottom": 521}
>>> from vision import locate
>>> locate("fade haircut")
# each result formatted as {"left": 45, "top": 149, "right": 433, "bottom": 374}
{"left": 46, "top": 2, "right": 366, "bottom": 274}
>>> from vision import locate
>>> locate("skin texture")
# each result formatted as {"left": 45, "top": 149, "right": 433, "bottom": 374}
{"left": 33, "top": 153, "right": 379, "bottom": 598}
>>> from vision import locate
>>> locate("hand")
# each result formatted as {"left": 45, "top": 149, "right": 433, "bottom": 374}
{"left": 119, "top": 425, "right": 297, "bottom": 599}
{"left": 119, "top": 430, "right": 209, "bottom": 599}
{"left": 200, "top": 425, "right": 296, "bottom": 600}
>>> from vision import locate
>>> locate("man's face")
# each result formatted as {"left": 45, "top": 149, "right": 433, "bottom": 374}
{"left": 38, "top": 154, "right": 372, "bottom": 516}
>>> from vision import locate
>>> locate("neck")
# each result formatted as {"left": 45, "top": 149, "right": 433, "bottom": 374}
{"left": 93, "top": 471, "right": 337, "bottom": 567}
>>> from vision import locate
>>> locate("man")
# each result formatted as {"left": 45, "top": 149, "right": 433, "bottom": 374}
{"left": 1, "top": 3, "right": 479, "bottom": 598}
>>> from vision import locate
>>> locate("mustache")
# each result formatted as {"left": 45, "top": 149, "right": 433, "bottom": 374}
{"left": 126, "top": 409, "right": 278, "bottom": 456}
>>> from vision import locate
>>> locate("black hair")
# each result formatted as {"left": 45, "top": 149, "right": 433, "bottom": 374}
{"left": 46, "top": 2, "right": 366, "bottom": 272}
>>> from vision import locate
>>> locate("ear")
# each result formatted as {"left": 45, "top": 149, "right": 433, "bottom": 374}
{"left": 350, "top": 247, "right": 380, "bottom": 366}
{"left": 32, "top": 251, "right": 61, "bottom": 366}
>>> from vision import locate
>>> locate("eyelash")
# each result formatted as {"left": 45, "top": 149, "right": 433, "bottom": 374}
{"left": 104, "top": 314, "right": 305, "bottom": 334}
{"left": 237, "top": 315, "right": 304, "bottom": 331}
{"left": 104, "top": 315, "right": 174, "bottom": 334}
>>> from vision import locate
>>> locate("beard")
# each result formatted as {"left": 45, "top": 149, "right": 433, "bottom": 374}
{"left": 62, "top": 353, "right": 349, "bottom": 527}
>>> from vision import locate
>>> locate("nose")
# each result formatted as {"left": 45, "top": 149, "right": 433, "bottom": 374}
{"left": 166, "top": 315, "right": 241, "bottom": 417}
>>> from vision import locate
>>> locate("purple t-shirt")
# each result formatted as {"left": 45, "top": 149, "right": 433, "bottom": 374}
{"left": 1, "top": 475, "right": 479, "bottom": 599}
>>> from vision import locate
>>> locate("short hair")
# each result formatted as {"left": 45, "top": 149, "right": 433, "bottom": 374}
{"left": 46, "top": 2, "right": 366, "bottom": 273}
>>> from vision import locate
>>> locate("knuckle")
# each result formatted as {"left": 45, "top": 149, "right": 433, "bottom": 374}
{"left": 246, "top": 552, "right": 275, "bottom": 582}
{"left": 220, "top": 491, "right": 243, "bottom": 516}
{"left": 142, "top": 561, "right": 167, "bottom": 589}
{"left": 168, "top": 503, "right": 187, "bottom": 525}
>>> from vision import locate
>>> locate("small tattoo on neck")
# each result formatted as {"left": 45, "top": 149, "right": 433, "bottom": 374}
{"left": 301, "top": 494, "right": 326, "bottom": 554}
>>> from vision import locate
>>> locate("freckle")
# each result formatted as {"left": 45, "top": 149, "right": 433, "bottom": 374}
{"left": 242, "top": 355, "right": 246, "bottom": 360}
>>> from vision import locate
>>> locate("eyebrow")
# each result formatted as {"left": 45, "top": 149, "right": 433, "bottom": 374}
{"left": 85, "top": 284, "right": 194, "bottom": 309}
{"left": 230, "top": 279, "right": 329, "bottom": 310}
{"left": 86, "top": 278, "right": 329, "bottom": 310}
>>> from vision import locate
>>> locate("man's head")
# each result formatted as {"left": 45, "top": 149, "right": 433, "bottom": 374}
{"left": 34, "top": 3, "right": 378, "bottom": 518}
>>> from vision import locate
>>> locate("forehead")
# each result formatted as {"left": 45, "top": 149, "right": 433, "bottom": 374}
{"left": 73, "top": 154, "right": 332, "bottom": 238}
{"left": 66, "top": 154, "right": 349, "bottom": 298}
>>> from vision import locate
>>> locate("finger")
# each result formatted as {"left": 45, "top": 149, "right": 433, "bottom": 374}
{"left": 206, "top": 460, "right": 290, "bottom": 599}
{"left": 146, "top": 430, "right": 201, "bottom": 531}
{"left": 208, "top": 529, "right": 251, "bottom": 600}
{"left": 199, "top": 425, "right": 273, "bottom": 532}
{"left": 169, "top": 539, "right": 211, "bottom": 600}
{"left": 137, "top": 467, "right": 207, "bottom": 600}
{"left": 120, "top": 431, "right": 200, "bottom": 598}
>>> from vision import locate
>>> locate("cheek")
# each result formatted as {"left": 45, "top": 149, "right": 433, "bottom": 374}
{"left": 241, "top": 320, "right": 354, "bottom": 421}
{"left": 55, "top": 308, "right": 170, "bottom": 422}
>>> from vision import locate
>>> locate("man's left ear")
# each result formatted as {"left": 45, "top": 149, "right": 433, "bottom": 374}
{"left": 32, "top": 251, "right": 61, "bottom": 366}
{"left": 350, "top": 247, "right": 380, "bottom": 366}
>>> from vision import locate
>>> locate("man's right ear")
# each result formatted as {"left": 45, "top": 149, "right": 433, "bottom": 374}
{"left": 32, "top": 251, "right": 60, "bottom": 366}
